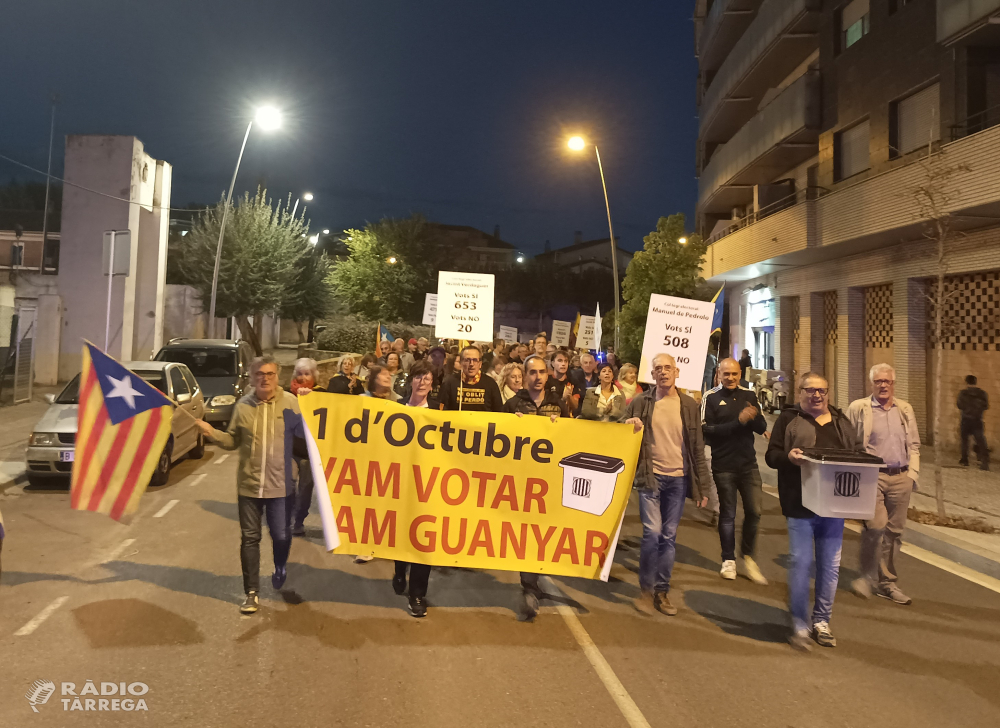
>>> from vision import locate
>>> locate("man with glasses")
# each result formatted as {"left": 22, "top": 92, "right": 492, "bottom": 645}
{"left": 198, "top": 355, "right": 305, "bottom": 615}
{"left": 766, "top": 373, "right": 861, "bottom": 650}
{"left": 439, "top": 345, "right": 503, "bottom": 412}
{"left": 622, "top": 353, "right": 710, "bottom": 617}
{"left": 847, "top": 364, "right": 920, "bottom": 605}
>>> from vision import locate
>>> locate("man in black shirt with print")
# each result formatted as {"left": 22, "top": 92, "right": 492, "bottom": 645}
{"left": 440, "top": 345, "right": 503, "bottom": 412}
{"left": 703, "top": 358, "right": 768, "bottom": 585}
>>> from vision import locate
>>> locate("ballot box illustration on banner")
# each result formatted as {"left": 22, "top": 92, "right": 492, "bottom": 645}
{"left": 558, "top": 453, "right": 626, "bottom": 516}
{"left": 799, "top": 448, "right": 884, "bottom": 520}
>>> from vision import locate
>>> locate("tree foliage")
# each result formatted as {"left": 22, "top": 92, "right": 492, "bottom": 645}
{"left": 616, "top": 214, "right": 710, "bottom": 364}
{"left": 280, "top": 249, "right": 335, "bottom": 342}
{"left": 331, "top": 215, "right": 451, "bottom": 322}
{"left": 173, "top": 189, "right": 317, "bottom": 353}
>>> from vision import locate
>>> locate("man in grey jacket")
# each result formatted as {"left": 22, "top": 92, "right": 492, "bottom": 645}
{"left": 198, "top": 355, "right": 305, "bottom": 615}
{"left": 623, "top": 353, "right": 710, "bottom": 617}
{"left": 847, "top": 364, "right": 920, "bottom": 605}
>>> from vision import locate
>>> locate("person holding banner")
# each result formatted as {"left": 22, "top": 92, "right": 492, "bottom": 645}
{"left": 623, "top": 353, "right": 710, "bottom": 617}
{"left": 391, "top": 359, "right": 437, "bottom": 618}
{"left": 504, "top": 354, "right": 569, "bottom": 620}
{"left": 440, "top": 346, "right": 503, "bottom": 412}
{"left": 197, "top": 356, "right": 305, "bottom": 615}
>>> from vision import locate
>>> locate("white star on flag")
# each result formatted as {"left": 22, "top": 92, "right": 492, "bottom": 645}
{"left": 105, "top": 374, "right": 144, "bottom": 409}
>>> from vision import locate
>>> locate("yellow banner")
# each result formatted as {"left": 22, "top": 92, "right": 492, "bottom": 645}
{"left": 300, "top": 393, "right": 641, "bottom": 580}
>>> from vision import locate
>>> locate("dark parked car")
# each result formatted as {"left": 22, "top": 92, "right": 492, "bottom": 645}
{"left": 154, "top": 339, "right": 254, "bottom": 427}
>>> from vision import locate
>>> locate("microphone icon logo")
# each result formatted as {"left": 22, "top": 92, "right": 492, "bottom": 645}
{"left": 25, "top": 680, "right": 56, "bottom": 712}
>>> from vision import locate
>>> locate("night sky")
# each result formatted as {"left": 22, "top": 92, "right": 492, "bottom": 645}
{"left": 2, "top": 1, "right": 699, "bottom": 255}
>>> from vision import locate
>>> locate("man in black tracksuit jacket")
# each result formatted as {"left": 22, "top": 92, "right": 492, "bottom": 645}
{"left": 702, "top": 358, "right": 769, "bottom": 584}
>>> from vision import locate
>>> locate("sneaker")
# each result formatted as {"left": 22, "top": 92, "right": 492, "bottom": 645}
{"left": 876, "top": 583, "right": 912, "bottom": 605}
{"left": 812, "top": 621, "right": 837, "bottom": 647}
{"left": 271, "top": 566, "right": 287, "bottom": 590}
{"left": 654, "top": 592, "right": 678, "bottom": 616}
{"left": 407, "top": 596, "right": 427, "bottom": 618}
{"left": 633, "top": 591, "right": 656, "bottom": 616}
{"left": 354, "top": 554, "right": 373, "bottom": 564}
{"left": 392, "top": 574, "right": 407, "bottom": 596}
{"left": 292, "top": 525, "right": 306, "bottom": 537}
{"left": 742, "top": 555, "right": 768, "bottom": 585}
{"left": 958, "top": 459, "right": 969, "bottom": 467}
{"left": 788, "top": 629, "right": 812, "bottom": 652}
{"left": 240, "top": 592, "right": 259, "bottom": 615}
{"left": 518, "top": 590, "right": 540, "bottom": 622}
{"left": 851, "top": 577, "right": 873, "bottom": 599}
{"left": 720, "top": 560, "right": 737, "bottom": 580}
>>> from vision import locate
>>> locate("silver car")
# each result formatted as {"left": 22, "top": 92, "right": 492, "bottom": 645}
{"left": 25, "top": 361, "right": 207, "bottom": 488}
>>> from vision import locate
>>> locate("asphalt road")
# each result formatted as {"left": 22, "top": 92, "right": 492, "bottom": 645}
{"left": 1, "top": 444, "right": 999, "bottom": 727}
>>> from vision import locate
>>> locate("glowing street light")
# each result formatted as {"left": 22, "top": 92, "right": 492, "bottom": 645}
{"left": 516, "top": 255, "right": 525, "bottom": 263}
{"left": 208, "top": 104, "right": 283, "bottom": 334}
{"left": 387, "top": 256, "right": 398, "bottom": 265}
{"left": 678, "top": 237, "right": 688, "bottom": 245}
{"left": 291, "top": 191, "right": 314, "bottom": 218}
{"left": 566, "top": 134, "right": 621, "bottom": 353}
{"left": 322, "top": 228, "right": 330, "bottom": 235}
{"left": 309, "top": 234, "right": 320, "bottom": 245}
{"left": 303, "top": 192, "right": 314, "bottom": 201}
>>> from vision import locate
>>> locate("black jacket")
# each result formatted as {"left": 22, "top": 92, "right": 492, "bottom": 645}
{"left": 764, "top": 405, "right": 861, "bottom": 518}
{"left": 503, "top": 388, "right": 568, "bottom": 418}
{"left": 439, "top": 374, "right": 503, "bottom": 412}
{"left": 957, "top": 387, "right": 989, "bottom": 422}
{"left": 702, "top": 386, "right": 767, "bottom": 471}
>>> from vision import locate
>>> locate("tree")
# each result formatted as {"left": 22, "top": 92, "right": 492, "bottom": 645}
{"left": 331, "top": 215, "right": 450, "bottom": 322}
{"left": 174, "top": 189, "right": 308, "bottom": 354}
{"left": 910, "top": 147, "right": 972, "bottom": 516}
{"left": 280, "top": 249, "right": 334, "bottom": 343}
{"left": 616, "top": 214, "right": 710, "bottom": 364}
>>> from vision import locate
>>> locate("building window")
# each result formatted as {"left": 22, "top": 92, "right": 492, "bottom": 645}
{"left": 888, "top": 0, "right": 915, "bottom": 14}
{"left": 892, "top": 83, "right": 940, "bottom": 157}
{"left": 835, "top": 120, "right": 871, "bottom": 180}
{"left": 839, "top": 0, "right": 870, "bottom": 52}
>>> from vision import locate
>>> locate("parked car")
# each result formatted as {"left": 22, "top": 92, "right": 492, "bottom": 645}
{"left": 25, "top": 361, "right": 206, "bottom": 488}
{"left": 154, "top": 339, "right": 254, "bottom": 427}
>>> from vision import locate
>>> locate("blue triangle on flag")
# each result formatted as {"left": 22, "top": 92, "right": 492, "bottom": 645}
{"left": 87, "top": 343, "right": 172, "bottom": 425}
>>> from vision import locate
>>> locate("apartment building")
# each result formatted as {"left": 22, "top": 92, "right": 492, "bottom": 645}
{"left": 694, "top": 0, "right": 1000, "bottom": 449}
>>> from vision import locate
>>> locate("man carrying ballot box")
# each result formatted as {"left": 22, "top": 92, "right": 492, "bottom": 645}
{"left": 847, "top": 364, "right": 920, "bottom": 606}
{"left": 765, "top": 372, "right": 862, "bottom": 651}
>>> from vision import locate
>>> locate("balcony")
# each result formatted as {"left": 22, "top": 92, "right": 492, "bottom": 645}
{"left": 698, "top": 0, "right": 762, "bottom": 73}
{"left": 698, "top": 70, "right": 820, "bottom": 216}
{"left": 703, "top": 121, "right": 1000, "bottom": 281}
{"left": 938, "top": 0, "right": 1000, "bottom": 45}
{"left": 699, "top": 0, "right": 821, "bottom": 145}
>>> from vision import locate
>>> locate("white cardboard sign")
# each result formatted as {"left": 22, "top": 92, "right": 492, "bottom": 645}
{"left": 594, "top": 303, "right": 603, "bottom": 351}
{"left": 577, "top": 315, "right": 597, "bottom": 350}
{"left": 498, "top": 325, "right": 518, "bottom": 344}
{"left": 422, "top": 293, "right": 438, "bottom": 326}
{"left": 550, "top": 320, "right": 571, "bottom": 347}
{"left": 434, "top": 271, "right": 495, "bottom": 341}
{"left": 638, "top": 294, "right": 715, "bottom": 390}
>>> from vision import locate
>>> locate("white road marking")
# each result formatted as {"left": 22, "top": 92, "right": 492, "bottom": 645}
{"left": 541, "top": 577, "right": 651, "bottom": 728}
{"left": 214, "top": 454, "right": 230, "bottom": 465}
{"left": 102, "top": 538, "right": 136, "bottom": 563}
{"left": 14, "top": 596, "right": 69, "bottom": 637}
{"left": 153, "top": 499, "right": 179, "bottom": 518}
{"left": 187, "top": 473, "right": 207, "bottom": 487}
{"left": 763, "top": 484, "right": 1000, "bottom": 595}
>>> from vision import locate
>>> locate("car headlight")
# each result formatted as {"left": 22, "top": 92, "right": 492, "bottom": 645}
{"left": 211, "top": 395, "right": 236, "bottom": 407}
{"left": 30, "top": 432, "right": 60, "bottom": 446}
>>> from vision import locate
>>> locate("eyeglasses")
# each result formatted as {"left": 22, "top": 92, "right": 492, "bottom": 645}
{"left": 652, "top": 366, "right": 675, "bottom": 373}
{"left": 462, "top": 358, "right": 481, "bottom": 365}
{"left": 802, "top": 387, "right": 828, "bottom": 396}
{"left": 255, "top": 370, "right": 277, "bottom": 379}
{"left": 873, "top": 379, "right": 894, "bottom": 386}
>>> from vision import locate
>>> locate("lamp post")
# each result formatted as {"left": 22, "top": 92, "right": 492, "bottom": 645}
{"left": 207, "top": 105, "right": 282, "bottom": 337}
{"left": 290, "top": 191, "right": 313, "bottom": 219}
{"left": 568, "top": 135, "right": 620, "bottom": 354}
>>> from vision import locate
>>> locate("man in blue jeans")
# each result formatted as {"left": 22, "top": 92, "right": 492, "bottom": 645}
{"left": 623, "top": 353, "right": 710, "bottom": 616}
{"left": 766, "top": 372, "right": 862, "bottom": 650}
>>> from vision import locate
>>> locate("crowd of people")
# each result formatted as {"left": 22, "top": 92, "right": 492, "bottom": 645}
{"left": 190, "top": 330, "right": 983, "bottom": 653}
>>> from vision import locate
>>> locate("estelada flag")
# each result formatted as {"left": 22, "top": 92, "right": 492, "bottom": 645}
{"left": 71, "top": 343, "right": 173, "bottom": 521}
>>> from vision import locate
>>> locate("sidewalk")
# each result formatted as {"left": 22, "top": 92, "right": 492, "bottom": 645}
{"left": 755, "top": 415, "right": 1000, "bottom": 583}
{"left": 0, "top": 385, "right": 62, "bottom": 491}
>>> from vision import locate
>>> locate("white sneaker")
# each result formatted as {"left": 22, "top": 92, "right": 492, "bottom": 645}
{"left": 742, "top": 555, "right": 769, "bottom": 585}
{"left": 720, "top": 560, "right": 737, "bottom": 580}
{"left": 812, "top": 621, "right": 837, "bottom": 648}
{"left": 354, "top": 554, "right": 373, "bottom": 564}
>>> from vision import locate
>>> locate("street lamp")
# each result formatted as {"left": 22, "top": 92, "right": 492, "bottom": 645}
{"left": 567, "top": 134, "right": 621, "bottom": 353}
{"left": 678, "top": 237, "right": 688, "bottom": 245}
{"left": 387, "top": 256, "right": 398, "bottom": 265}
{"left": 291, "top": 191, "right": 314, "bottom": 218}
{"left": 208, "top": 105, "right": 283, "bottom": 336}
{"left": 322, "top": 228, "right": 330, "bottom": 235}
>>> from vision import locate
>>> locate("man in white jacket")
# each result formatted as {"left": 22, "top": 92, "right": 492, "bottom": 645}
{"left": 846, "top": 364, "right": 921, "bottom": 606}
